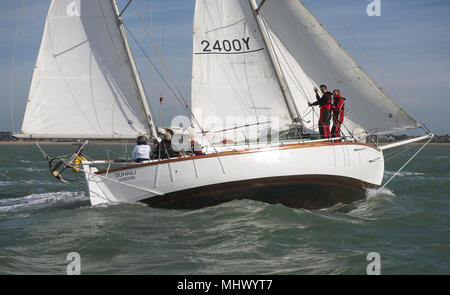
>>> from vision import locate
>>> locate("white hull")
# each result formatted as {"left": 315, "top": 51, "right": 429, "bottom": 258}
{"left": 83, "top": 142, "right": 384, "bottom": 209}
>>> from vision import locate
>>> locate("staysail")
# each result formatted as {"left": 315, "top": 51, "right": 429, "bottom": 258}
{"left": 19, "top": 0, "right": 152, "bottom": 139}
{"left": 259, "top": 0, "right": 421, "bottom": 135}
{"left": 191, "top": 0, "right": 293, "bottom": 144}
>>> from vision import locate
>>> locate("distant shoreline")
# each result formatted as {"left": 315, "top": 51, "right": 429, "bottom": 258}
{"left": 0, "top": 141, "right": 133, "bottom": 145}
{"left": 0, "top": 141, "right": 448, "bottom": 146}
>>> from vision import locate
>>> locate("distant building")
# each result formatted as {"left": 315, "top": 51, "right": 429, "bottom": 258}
{"left": 377, "top": 135, "right": 395, "bottom": 142}
{"left": 432, "top": 135, "right": 449, "bottom": 143}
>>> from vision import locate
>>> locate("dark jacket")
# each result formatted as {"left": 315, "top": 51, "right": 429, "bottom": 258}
{"left": 311, "top": 91, "right": 332, "bottom": 123}
{"left": 153, "top": 139, "right": 178, "bottom": 159}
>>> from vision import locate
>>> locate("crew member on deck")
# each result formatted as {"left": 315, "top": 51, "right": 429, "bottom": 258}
{"left": 308, "top": 84, "right": 332, "bottom": 139}
{"left": 331, "top": 89, "right": 346, "bottom": 139}
{"left": 152, "top": 130, "right": 179, "bottom": 160}
{"left": 132, "top": 136, "right": 151, "bottom": 163}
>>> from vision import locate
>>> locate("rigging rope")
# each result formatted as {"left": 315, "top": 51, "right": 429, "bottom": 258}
{"left": 130, "top": 3, "right": 196, "bottom": 123}
{"left": 384, "top": 140, "right": 419, "bottom": 162}
{"left": 160, "top": 0, "right": 166, "bottom": 99}
{"left": 381, "top": 136, "right": 433, "bottom": 189}
{"left": 260, "top": 14, "right": 356, "bottom": 140}
{"left": 262, "top": 2, "right": 367, "bottom": 140}
{"left": 123, "top": 24, "right": 184, "bottom": 114}
{"left": 325, "top": 0, "right": 400, "bottom": 101}
{"left": 263, "top": 20, "right": 319, "bottom": 117}
{"left": 10, "top": 0, "right": 25, "bottom": 133}
{"left": 148, "top": 0, "right": 160, "bottom": 127}
{"left": 323, "top": 0, "right": 415, "bottom": 128}
{"left": 123, "top": 21, "right": 219, "bottom": 153}
{"left": 257, "top": 16, "right": 305, "bottom": 139}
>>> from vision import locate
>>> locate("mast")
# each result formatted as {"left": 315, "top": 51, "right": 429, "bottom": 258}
{"left": 111, "top": 0, "right": 158, "bottom": 138}
{"left": 248, "top": 0, "right": 301, "bottom": 123}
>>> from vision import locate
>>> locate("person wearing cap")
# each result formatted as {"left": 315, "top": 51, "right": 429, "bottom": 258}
{"left": 132, "top": 136, "right": 151, "bottom": 163}
{"left": 152, "top": 130, "right": 179, "bottom": 160}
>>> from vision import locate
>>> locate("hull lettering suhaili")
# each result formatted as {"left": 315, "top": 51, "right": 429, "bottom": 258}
{"left": 114, "top": 170, "right": 137, "bottom": 182}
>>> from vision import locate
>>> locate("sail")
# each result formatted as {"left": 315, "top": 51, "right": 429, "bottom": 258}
{"left": 266, "top": 26, "right": 361, "bottom": 137}
{"left": 19, "top": 0, "right": 150, "bottom": 139}
{"left": 260, "top": 0, "right": 421, "bottom": 135}
{"left": 191, "top": 0, "right": 293, "bottom": 144}
{"left": 266, "top": 27, "right": 321, "bottom": 133}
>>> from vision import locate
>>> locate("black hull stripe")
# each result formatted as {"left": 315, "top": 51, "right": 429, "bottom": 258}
{"left": 139, "top": 175, "right": 379, "bottom": 210}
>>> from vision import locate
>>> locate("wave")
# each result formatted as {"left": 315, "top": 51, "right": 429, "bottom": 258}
{"left": 0, "top": 181, "right": 17, "bottom": 187}
{"left": 0, "top": 191, "right": 88, "bottom": 214}
{"left": 365, "top": 187, "right": 396, "bottom": 199}
{"left": 342, "top": 188, "right": 398, "bottom": 219}
{"left": 23, "top": 167, "right": 47, "bottom": 172}
{"left": 384, "top": 171, "right": 425, "bottom": 177}
{"left": 0, "top": 179, "right": 66, "bottom": 188}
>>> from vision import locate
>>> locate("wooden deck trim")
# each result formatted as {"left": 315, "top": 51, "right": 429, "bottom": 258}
{"left": 95, "top": 141, "right": 379, "bottom": 175}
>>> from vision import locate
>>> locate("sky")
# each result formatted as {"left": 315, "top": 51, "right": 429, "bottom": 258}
{"left": 1, "top": 0, "right": 449, "bottom": 135}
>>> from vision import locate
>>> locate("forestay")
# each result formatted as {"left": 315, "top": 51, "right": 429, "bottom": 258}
{"left": 20, "top": 0, "right": 149, "bottom": 139}
{"left": 260, "top": 0, "right": 420, "bottom": 135}
{"left": 191, "top": 0, "right": 293, "bottom": 144}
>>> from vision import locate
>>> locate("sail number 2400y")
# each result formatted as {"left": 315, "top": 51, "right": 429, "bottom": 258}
{"left": 201, "top": 37, "right": 251, "bottom": 53}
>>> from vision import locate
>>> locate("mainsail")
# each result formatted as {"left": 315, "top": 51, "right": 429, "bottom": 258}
{"left": 191, "top": 0, "right": 293, "bottom": 144}
{"left": 19, "top": 0, "right": 152, "bottom": 139}
{"left": 259, "top": 0, "right": 421, "bottom": 135}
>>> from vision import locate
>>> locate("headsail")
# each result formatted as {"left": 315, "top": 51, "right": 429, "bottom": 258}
{"left": 18, "top": 0, "right": 152, "bottom": 139}
{"left": 259, "top": 0, "right": 421, "bottom": 135}
{"left": 191, "top": 0, "right": 293, "bottom": 144}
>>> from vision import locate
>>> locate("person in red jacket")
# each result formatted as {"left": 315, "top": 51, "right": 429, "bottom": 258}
{"left": 331, "top": 89, "right": 346, "bottom": 139}
{"left": 308, "top": 84, "right": 332, "bottom": 139}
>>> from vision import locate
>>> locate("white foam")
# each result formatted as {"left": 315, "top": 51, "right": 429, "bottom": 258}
{"left": 0, "top": 181, "right": 17, "bottom": 187}
{"left": 20, "top": 179, "right": 65, "bottom": 186}
{"left": 23, "top": 167, "right": 46, "bottom": 172}
{"left": 365, "top": 187, "right": 396, "bottom": 199}
{"left": 345, "top": 188, "right": 397, "bottom": 218}
{"left": 385, "top": 171, "right": 425, "bottom": 177}
{"left": 0, "top": 191, "right": 88, "bottom": 213}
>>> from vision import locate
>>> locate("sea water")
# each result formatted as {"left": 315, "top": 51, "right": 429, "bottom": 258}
{"left": 0, "top": 144, "right": 448, "bottom": 274}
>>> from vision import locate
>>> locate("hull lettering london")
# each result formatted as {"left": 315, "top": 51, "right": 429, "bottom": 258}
{"left": 114, "top": 170, "right": 137, "bottom": 182}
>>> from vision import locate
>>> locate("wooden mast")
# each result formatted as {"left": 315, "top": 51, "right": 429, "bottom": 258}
{"left": 249, "top": 0, "right": 302, "bottom": 124}
{"left": 111, "top": 0, "right": 158, "bottom": 139}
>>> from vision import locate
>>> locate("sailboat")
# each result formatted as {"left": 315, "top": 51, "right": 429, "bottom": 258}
{"left": 14, "top": 0, "right": 433, "bottom": 209}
